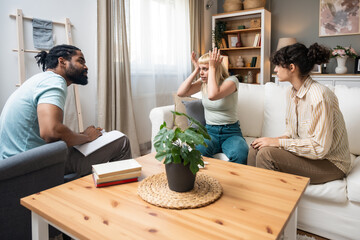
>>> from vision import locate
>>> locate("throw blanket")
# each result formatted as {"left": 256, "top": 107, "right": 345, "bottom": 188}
{"left": 32, "top": 18, "right": 53, "bottom": 50}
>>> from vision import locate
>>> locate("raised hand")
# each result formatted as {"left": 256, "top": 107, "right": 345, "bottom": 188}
{"left": 208, "top": 47, "right": 223, "bottom": 69}
{"left": 191, "top": 51, "right": 199, "bottom": 69}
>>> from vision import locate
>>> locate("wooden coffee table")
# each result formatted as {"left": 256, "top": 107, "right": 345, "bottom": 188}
{"left": 21, "top": 153, "right": 309, "bottom": 240}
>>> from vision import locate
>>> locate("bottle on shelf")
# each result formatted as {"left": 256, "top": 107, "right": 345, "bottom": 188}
{"left": 236, "top": 33, "right": 242, "bottom": 47}
{"left": 247, "top": 71, "right": 253, "bottom": 83}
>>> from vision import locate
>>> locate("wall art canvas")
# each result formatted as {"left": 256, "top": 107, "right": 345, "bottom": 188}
{"left": 319, "top": 0, "right": 360, "bottom": 37}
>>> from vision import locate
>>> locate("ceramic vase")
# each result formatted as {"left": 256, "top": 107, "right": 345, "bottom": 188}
{"left": 165, "top": 161, "right": 196, "bottom": 192}
{"left": 335, "top": 56, "right": 348, "bottom": 74}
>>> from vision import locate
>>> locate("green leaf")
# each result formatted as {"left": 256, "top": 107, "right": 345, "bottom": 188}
{"left": 153, "top": 128, "right": 176, "bottom": 152}
{"left": 164, "top": 154, "right": 173, "bottom": 164}
{"left": 160, "top": 121, "right": 167, "bottom": 129}
{"left": 155, "top": 151, "right": 167, "bottom": 161}
{"left": 184, "top": 128, "right": 206, "bottom": 146}
{"left": 180, "top": 146, "right": 190, "bottom": 159}
{"left": 171, "top": 147, "right": 182, "bottom": 164}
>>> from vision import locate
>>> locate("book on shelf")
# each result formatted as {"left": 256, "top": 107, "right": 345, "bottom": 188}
{"left": 253, "top": 33, "right": 260, "bottom": 47}
{"left": 221, "top": 38, "right": 228, "bottom": 48}
{"left": 250, "top": 57, "right": 257, "bottom": 67}
{"left": 93, "top": 170, "right": 142, "bottom": 184}
{"left": 257, "top": 35, "right": 261, "bottom": 46}
{"left": 74, "top": 130, "right": 125, "bottom": 156}
{"left": 92, "top": 175, "right": 138, "bottom": 188}
{"left": 255, "top": 55, "right": 261, "bottom": 68}
{"left": 92, "top": 159, "right": 142, "bottom": 178}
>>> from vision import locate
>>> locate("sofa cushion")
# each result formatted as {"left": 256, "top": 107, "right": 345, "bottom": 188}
{"left": 347, "top": 155, "right": 360, "bottom": 203}
{"left": 335, "top": 85, "right": 360, "bottom": 155}
{"left": 173, "top": 94, "right": 199, "bottom": 130}
{"left": 237, "top": 83, "right": 264, "bottom": 138}
{"left": 304, "top": 179, "right": 347, "bottom": 203}
{"left": 182, "top": 99, "right": 205, "bottom": 126}
{"left": 262, "top": 83, "right": 288, "bottom": 137}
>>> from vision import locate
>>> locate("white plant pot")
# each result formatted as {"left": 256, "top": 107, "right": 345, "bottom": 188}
{"left": 335, "top": 56, "right": 348, "bottom": 74}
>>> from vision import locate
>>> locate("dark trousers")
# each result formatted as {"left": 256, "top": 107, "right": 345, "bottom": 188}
{"left": 247, "top": 146, "right": 344, "bottom": 184}
{"left": 65, "top": 135, "right": 132, "bottom": 177}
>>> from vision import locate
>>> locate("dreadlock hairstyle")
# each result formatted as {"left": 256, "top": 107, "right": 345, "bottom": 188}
{"left": 34, "top": 44, "right": 81, "bottom": 72}
{"left": 271, "top": 43, "right": 330, "bottom": 77}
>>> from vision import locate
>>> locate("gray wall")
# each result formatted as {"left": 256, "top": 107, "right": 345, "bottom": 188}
{"left": 217, "top": 0, "right": 360, "bottom": 74}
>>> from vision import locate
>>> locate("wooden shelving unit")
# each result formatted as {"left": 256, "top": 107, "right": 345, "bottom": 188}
{"left": 212, "top": 8, "right": 271, "bottom": 85}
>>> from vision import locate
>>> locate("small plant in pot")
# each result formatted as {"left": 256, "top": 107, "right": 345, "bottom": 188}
{"left": 153, "top": 111, "right": 211, "bottom": 192}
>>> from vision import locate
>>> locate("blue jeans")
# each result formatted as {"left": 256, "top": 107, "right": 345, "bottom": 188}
{"left": 196, "top": 122, "right": 248, "bottom": 164}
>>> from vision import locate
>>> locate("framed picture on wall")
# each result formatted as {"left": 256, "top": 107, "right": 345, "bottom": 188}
{"left": 311, "top": 64, "right": 322, "bottom": 74}
{"left": 319, "top": 0, "right": 360, "bottom": 37}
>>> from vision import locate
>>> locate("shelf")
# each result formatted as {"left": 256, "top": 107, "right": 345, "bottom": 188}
{"left": 230, "top": 67, "right": 260, "bottom": 70}
{"left": 221, "top": 47, "right": 261, "bottom": 51}
{"left": 213, "top": 8, "right": 271, "bottom": 85}
{"left": 224, "top": 27, "right": 261, "bottom": 34}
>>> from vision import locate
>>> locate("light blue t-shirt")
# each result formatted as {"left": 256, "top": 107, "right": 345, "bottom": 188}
{"left": 0, "top": 71, "right": 67, "bottom": 159}
{"left": 202, "top": 76, "right": 239, "bottom": 125}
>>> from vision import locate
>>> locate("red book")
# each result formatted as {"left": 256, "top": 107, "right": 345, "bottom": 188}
{"left": 92, "top": 175, "right": 138, "bottom": 188}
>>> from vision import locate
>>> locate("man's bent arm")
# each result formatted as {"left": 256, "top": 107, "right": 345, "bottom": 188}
{"left": 37, "top": 103, "right": 101, "bottom": 146}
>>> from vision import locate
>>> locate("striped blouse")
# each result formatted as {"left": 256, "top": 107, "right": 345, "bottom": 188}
{"left": 278, "top": 77, "right": 351, "bottom": 174}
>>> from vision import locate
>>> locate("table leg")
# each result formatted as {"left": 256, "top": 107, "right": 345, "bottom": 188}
{"left": 282, "top": 208, "right": 297, "bottom": 240}
{"left": 32, "top": 212, "right": 49, "bottom": 240}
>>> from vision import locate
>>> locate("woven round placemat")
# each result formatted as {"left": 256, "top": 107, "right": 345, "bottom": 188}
{"left": 137, "top": 172, "right": 223, "bottom": 209}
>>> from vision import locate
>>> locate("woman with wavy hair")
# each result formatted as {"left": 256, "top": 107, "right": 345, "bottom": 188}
{"left": 248, "top": 43, "right": 351, "bottom": 184}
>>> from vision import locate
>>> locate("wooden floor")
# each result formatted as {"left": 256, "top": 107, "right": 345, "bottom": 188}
{"left": 297, "top": 229, "right": 329, "bottom": 240}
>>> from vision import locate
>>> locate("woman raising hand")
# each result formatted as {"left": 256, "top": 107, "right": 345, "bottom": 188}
{"left": 177, "top": 48, "right": 248, "bottom": 164}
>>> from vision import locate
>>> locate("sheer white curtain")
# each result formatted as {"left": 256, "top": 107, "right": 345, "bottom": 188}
{"left": 129, "top": 0, "right": 191, "bottom": 151}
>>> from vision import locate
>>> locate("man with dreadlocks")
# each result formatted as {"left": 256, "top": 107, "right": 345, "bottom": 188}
{"left": 0, "top": 44, "right": 131, "bottom": 178}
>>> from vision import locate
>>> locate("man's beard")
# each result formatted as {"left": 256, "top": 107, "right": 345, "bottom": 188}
{"left": 66, "top": 63, "right": 88, "bottom": 85}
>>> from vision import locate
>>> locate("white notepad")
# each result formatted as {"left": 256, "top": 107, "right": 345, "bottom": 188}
{"left": 74, "top": 130, "right": 125, "bottom": 156}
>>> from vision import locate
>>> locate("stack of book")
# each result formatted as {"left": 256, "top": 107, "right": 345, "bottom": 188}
{"left": 92, "top": 159, "right": 142, "bottom": 187}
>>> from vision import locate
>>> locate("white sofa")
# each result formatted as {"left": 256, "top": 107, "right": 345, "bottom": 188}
{"left": 149, "top": 82, "right": 360, "bottom": 240}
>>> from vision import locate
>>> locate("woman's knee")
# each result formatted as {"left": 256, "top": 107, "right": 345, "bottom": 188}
{"left": 247, "top": 147, "right": 257, "bottom": 166}
{"left": 255, "top": 147, "right": 279, "bottom": 169}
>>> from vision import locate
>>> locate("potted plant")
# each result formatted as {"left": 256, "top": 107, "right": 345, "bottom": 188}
{"left": 212, "top": 21, "right": 227, "bottom": 49}
{"left": 153, "top": 111, "right": 211, "bottom": 192}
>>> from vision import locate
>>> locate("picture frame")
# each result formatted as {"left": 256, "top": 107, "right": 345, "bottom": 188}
{"left": 311, "top": 64, "right": 322, "bottom": 74}
{"left": 355, "top": 56, "right": 360, "bottom": 74}
{"left": 227, "top": 34, "right": 238, "bottom": 48}
{"left": 319, "top": 0, "right": 360, "bottom": 37}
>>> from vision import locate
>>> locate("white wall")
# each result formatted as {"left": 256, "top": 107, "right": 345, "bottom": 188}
{"left": 0, "top": 0, "right": 97, "bottom": 128}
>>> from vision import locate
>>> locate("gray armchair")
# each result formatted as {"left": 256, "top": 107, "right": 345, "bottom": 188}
{"left": 0, "top": 141, "right": 67, "bottom": 240}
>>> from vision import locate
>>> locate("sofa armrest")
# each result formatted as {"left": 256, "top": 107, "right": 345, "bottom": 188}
{"left": 0, "top": 141, "right": 67, "bottom": 239}
{"left": 149, "top": 105, "right": 175, "bottom": 152}
{"left": 0, "top": 141, "right": 67, "bottom": 181}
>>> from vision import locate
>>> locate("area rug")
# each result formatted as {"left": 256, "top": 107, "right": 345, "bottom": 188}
{"left": 297, "top": 234, "right": 317, "bottom": 240}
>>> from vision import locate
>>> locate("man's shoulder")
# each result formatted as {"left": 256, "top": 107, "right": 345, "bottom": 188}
{"left": 32, "top": 71, "right": 65, "bottom": 84}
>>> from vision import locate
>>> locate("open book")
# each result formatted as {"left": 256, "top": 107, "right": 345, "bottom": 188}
{"left": 74, "top": 130, "right": 125, "bottom": 156}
